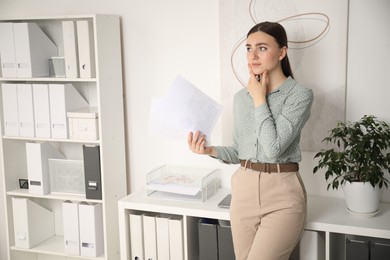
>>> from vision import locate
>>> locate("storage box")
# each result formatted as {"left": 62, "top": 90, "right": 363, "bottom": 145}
{"left": 49, "top": 158, "right": 85, "bottom": 195}
{"left": 146, "top": 165, "right": 220, "bottom": 202}
{"left": 67, "top": 107, "right": 99, "bottom": 140}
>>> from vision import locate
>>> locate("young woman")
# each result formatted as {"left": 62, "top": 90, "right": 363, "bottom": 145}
{"left": 188, "top": 21, "right": 314, "bottom": 260}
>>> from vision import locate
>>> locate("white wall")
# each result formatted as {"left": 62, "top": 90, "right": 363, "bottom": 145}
{"left": 0, "top": 0, "right": 390, "bottom": 259}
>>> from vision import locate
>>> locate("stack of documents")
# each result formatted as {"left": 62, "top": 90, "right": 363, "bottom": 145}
{"left": 149, "top": 75, "right": 222, "bottom": 145}
{"left": 146, "top": 165, "right": 220, "bottom": 202}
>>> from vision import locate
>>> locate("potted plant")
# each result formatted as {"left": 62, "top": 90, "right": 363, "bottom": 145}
{"left": 313, "top": 115, "right": 390, "bottom": 217}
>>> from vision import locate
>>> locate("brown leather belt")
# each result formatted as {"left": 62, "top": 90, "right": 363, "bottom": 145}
{"left": 240, "top": 160, "right": 299, "bottom": 173}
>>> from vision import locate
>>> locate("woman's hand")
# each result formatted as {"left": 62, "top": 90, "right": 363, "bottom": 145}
{"left": 247, "top": 64, "right": 268, "bottom": 107}
{"left": 187, "top": 131, "right": 216, "bottom": 156}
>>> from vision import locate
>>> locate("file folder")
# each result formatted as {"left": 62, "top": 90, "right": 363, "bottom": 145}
{"left": 346, "top": 238, "right": 369, "bottom": 260}
{"left": 12, "top": 197, "right": 55, "bottom": 249}
{"left": 62, "top": 21, "right": 79, "bottom": 78}
{"left": 299, "top": 230, "right": 325, "bottom": 260}
{"left": 143, "top": 214, "right": 158, "bottom": 260}
{"left": 76, "top": 20, "right": 95, "bottom": 78}
{"left": 32, "top": 84, "right": 51, "bottom": 138}
{"left": 198, "top": 219, "right": 218, "bottom": 260}
{"left": 78, "top": 202, "right": 104, "bottom": 257}
{"left": 217, "top": 222, "right": 235, "bottom": 260}
{"left": 48, "top": 83, "right": 88, "bottom": 139}
{"left": 169, "top": 216, "right": 184, "bottom": 260}
{"left": 0, "top": 23, "right": 17, "bottom": 77}
{"left": 1, "top": 83, "right": 20, "bottom": 136}
{"left": 17, "top": 84, "right": 35, "bottom": 137}
{"left": 82, "top": 144, "right": 102, "bottom": 200}
{"left": 62, "top": 201, "right": 80, "bottom": 255}
{"left": 13, "top": 22, "right": 58, "bottom": 78}
{"left": 370, "top": 241, "right": 390, "bottom": 260}
{"left": 26, "top": 142, "right": 65, "bottom": 195}
{"left": 129, "top": 213, "right": 144, "bottom": 260}
{"left": 156, "top": 216, "right": 170, "bottom": 259}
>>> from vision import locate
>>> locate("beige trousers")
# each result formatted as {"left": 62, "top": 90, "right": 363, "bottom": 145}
{"left": 230, "top": 166, "right": 307, "bottom": 260}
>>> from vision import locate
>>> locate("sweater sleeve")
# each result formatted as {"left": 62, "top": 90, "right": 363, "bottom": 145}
{"left": 254, "top": 87, "right": 314, "bottom": 160}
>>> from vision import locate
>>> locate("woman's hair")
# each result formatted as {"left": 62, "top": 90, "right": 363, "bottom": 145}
{"left": 247, "top": 21, "right": 294, "bottom": 78}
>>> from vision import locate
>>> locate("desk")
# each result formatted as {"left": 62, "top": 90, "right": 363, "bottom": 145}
{"left": 118, "top": 188, "right": 390, "bottom": 260}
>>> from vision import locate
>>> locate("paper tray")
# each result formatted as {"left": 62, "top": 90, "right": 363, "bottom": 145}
{"left": 146, "top": 165, "right": 220, "bottom": 202}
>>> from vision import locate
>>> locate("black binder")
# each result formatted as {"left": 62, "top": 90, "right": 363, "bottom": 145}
{"left": 198, "top": 219, "right": 219, "bottom": 260}
{"left": 370, "top": 241, "right": 390, "bottom": 260}
{"left": 217, "top": 223, "right": 235, "bottom": 260}
{"left": 346, "top": 238, "right": 369, "bottom": 260}
{"left": 82, "top": 144, "right": 102, "bottom": 200}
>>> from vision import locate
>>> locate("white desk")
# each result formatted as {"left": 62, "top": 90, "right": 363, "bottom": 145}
{"left": 118, "top": 188, "right": 390, "bottom": 260}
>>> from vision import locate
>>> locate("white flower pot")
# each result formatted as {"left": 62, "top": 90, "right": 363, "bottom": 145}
{"left": 342, "top": 181, "right": 381, "bottom": 217}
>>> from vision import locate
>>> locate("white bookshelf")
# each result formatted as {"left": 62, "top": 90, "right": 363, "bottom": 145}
{"left": 0, "top": 14, "right": 127, "bottom": 260}
{"left": 118, "top": 188, "right": 390, "bottom": 260}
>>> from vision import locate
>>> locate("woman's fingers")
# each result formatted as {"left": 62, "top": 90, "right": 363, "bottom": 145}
{"left": 188, "top": 131, "right": 206, "bottom": 154}
{"left": 247, "top": 64, "right": 256, "bottom": 79}
{"left": 261, "top": 70, "right": 268, "bottom": 86}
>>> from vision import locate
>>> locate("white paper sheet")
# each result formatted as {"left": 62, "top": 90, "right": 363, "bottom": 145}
{"left": 149, "top": 75, "right": 223, "bottom": 144}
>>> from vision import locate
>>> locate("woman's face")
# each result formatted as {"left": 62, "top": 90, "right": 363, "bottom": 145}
{"left": 246, "top": 31, "right": 286, "bottom": 76}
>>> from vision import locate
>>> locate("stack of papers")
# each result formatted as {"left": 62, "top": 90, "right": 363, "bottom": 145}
{"left": 147, "top": 173, "right": 204, "bottom": 196}
{"left": 146, "top": 165, "right": 220, "bottom": 201}
{"left": 149, "top": 75, "right": 223, "bottom": 145}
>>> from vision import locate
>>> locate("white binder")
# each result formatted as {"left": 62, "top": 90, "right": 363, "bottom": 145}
{"left": 143, "top": 214, "right": 158, "bottom": 260}
{"left": 17, "top": 84, "right": 35, "bottom": 137}
{"left": 12, "top": 197, "right": 54, "bottom": 249}
{"left": 156, "top": 216, "right": 170, "bottom": 259}
{"left": 13, "top": 22, "right": 57, "bottom": 78}
{"left": 169, "top": 216, "right": 184, "bottom": 260}
{"left": 1, "top": 83, "right": 20, "bottom": 136}
{"left": 62, "top": 21, "right": 79, "bottom": 78}
{"left": 129, "top": 213, "right": 144, "bottom": 260}
{"left": 62, "top": 201, "right": 80, "bottom": 256}
{"left": 299, "top": 230, "right": 325, "bottom": 260}
{"left": 32, "top": 84, "right": 51, "bottom": 138}
{"left": 48, "top": 83, "right": 88, "bottom": 139}
{"left": 78, "top": 202, "right": 104, "bottom": 257}
{"left": 76, "top": 20, "right": 95, "bottom": 78}
{"left": 0, "top": 22, "right": 17, "bottom": 77}
{"left": 26, "top": 142, "right": 65, "bottom": 195}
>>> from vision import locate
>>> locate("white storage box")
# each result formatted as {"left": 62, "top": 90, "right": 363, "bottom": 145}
{"left": 49, "top": 158, "right": 85, "bottom": 195}
{"left": 67, "top": 107, "right": 99, "bottom": 140}
{"left": 146, "top": 165, "right": 220, "bottom": 202}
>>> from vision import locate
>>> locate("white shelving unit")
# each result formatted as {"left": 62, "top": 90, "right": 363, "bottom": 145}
{"left": 0, "top": 14, "right": 127, "bottom": 260}
{"left": 118, "top": 188, "right": 390, "bottom": 260}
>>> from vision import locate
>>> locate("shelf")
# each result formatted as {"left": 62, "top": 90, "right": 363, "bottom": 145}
{"left": 0, "top": 14, "right": 98, "bottom": 22}
{"left": 0, "top": 77, "right": 97, "bottom": 82}
{"left": 7, "top": 189, "right": 102, "bottom": 203}
{"left": 306, "top": 196, "right": 390, "bottom": 239}
{"left": 118, "top": 188, "right": 390, "bottom": 260}
{"left": 0, "top": 14, "right": 127, "bottom": 260}
{"left": 2, "top": 135, "right": 100, "bottom": 144}
{"left": 120, "top": 188, "right": 231, "bottom": 221}
{"left": 10, "top": 235, "right": 105, "bottom": 259}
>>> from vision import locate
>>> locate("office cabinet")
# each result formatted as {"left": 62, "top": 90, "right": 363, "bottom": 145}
{"left": 0, "top": 14, "right": 126, "bottom": 260}
{"left": 118, "top": 189, "right": 390, "bottom": 260}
